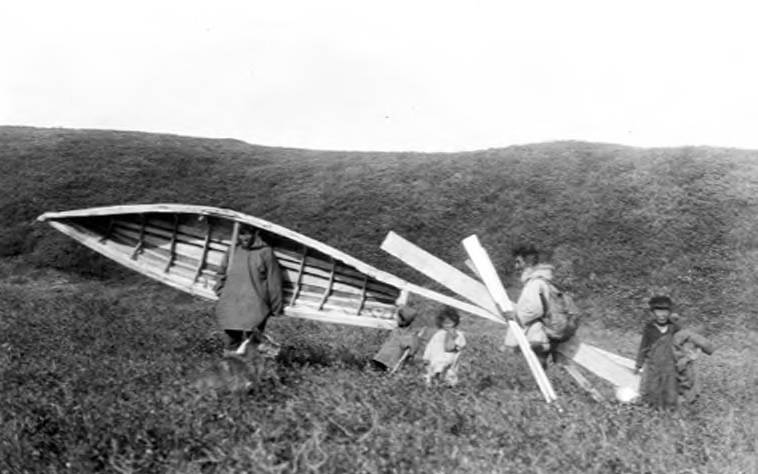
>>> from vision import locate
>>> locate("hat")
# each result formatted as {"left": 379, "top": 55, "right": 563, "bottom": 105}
{"left": 648, "top": 295, "right": 672, "bottom": 310}
{"left": 397, "top": 307, "right": 417, "bottom": 326}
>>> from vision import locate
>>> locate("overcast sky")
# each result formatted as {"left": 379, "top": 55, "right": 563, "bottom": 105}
{"left": 1, "top": 1, "right": 756, "bottom": 152}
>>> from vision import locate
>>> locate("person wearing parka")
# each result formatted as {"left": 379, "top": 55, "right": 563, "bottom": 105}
{"left": 503, "top": 244, "right": 553, "bottom": 364}
{"left": 370, "top": 307, "right": 420, "bottom": 372}
{"left": 214, "top": 227, "right": 284, "bottom": 350}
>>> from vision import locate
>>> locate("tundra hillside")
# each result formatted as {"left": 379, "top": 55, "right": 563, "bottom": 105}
{"left": 1, "top": 126, "right": 756, "bottom": 473}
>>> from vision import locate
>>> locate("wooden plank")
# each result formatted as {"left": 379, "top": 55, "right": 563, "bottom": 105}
{"left": 164, "top": 214, "right": 179, "bottom": 273}
{"left": 278, "top": 267, "right": 396, "bottom": 303}
{"left": 356, "top": 275, "right": 368, "bottom": 315}
{"left": 130, "top": 214, "right": 146, "bottom": 260}
{"left": 276, "top": 255, "right": 398, "bottom": 299}
{"left": 112, "top": 226, "right": 227, "bottom": 268}
{"left": 193, "top": 219, "right": 213, "bottom": 283}
{"left": 583, "top": 343, "right": 636, "bottom": 370}
{"left": 117, "top": 219, "right": 230, "bottom": 254}
{"left": 289, "top": 246, "right": 308, "bottom": 306}
{"left": 381, "top": 231, "right": 500, "bottom": 315}
{"left": 554, "top": 340, "right": 640, "bottom": 388}
{"left": 554, "top": 353, "right": 604, "bottom": 402}
{"left": 283, "top": 306, "right": 396, "bottom": 329}
{"left": 463, "top": 234, "right": 557, "bottom": 403}
{"left": 318, "top": 259, "right": 337, "bottom": 310}
{"left": 461, "top": 235, "right": 514, "bottom": 313}
{"left": 273, "top": 249, "right": 398, "bottom": 297}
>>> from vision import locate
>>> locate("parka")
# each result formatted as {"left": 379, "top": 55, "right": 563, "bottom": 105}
{"left": 214, "top": 234, "right": 284, "bottom": 332}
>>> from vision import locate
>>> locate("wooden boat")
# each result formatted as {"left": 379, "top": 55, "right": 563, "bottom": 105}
{"left": 37, "top": 204, "right": 494, "bottom": 329}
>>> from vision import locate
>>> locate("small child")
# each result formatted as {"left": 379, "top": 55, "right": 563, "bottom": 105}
{"left": 422, "top": 307, "right": 466, "bottom": 387}
{"left": 635, "top": 295, "right": 715, "bottom": 408}
{"left": 672, "top": 327, "right": 715, "bottom": 404}
{"left": 370, "top": 307, "right": 420, "bottom": 373}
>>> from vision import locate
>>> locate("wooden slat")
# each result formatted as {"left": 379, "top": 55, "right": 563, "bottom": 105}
{"left": 318, "top": 259, "right": 337, "bottom": 311}
{"left": 111, "top": 226, "right": 227, "bottom": 268}
{"left": 381, "top": 231, "right": 500, "bottom": 316}
{"left": 356, "top": 275, "right": 368, "bottom": 315}
{"left": 193, "top": 219, "right": 213, "bottom": 283}
{"left": 130, "top": 214, "right": 146, "bottom": 260}
{"left": 275, "top": 247, "right": 398, "bottom": 297}
{"left": 555, "top": 340, "right": 640, "bottom": 388}
{"left": 276, "top": 253, "right": 398, "bottom": 299}
{"left": 117, "top": 219, "right": 229, "bottom": 253}
{"left": 283, "top": 306, "right": 396, "bottom": 330}
{"left": 278, "top": 267, "right": 396, "bottom": 303}
{"left": 164, "top": 214, "right": 179, "bottom": 273}
{"left": 289, "top": 246, "right": 308, "bottom": 306}
{"left": 283, "top": 285, "right": 395, "bottom": 312}
{"left": 555, "top": 353, "right": 604, "bottom": 402}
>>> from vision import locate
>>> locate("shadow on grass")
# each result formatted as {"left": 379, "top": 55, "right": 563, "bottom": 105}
{"left": 276, "top": 344, "right": 367, "bottom": 370}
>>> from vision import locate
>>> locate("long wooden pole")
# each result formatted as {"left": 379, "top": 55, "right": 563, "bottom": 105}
{"left": 462, "top": 235, "right": 558, "bottom": 403}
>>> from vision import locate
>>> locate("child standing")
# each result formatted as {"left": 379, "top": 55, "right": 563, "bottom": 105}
{"left": 422, "top": 307, "right": 466, "bottom": 387}
{"left": 635, "top": 295, "right": 715, "bottom": 409}
{"left": 635, "top": 295, "right": 681, "bottom": 408}
{"left": 370, "top": 307, "right": 420, "bottom": 373}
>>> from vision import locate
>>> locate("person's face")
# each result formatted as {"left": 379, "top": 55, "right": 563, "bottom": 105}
{"left": 514, "top": 255, "right": 526, "bottom": 272}
{"left": 238, "top": 230, "right": 254, "bottom": 248}
{"left": 652, "top": 308, "right": 670, "bottom": 324}
{"left": 442, "top": 319, "right": 456, "bottom": 329}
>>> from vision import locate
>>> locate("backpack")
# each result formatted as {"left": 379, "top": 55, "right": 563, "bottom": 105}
{"left": 536, "top": 278, "right": 581, "bottom": 343}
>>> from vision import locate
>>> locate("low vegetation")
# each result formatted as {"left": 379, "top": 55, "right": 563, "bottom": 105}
{"left": 1, "top": 127, "right": 757, "bottom": 472}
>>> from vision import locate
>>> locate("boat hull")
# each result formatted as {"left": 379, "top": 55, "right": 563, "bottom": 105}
{"left": 39, "top": 204, "right": 407, "bottom": 329}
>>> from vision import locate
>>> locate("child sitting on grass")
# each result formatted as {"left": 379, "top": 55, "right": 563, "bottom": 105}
{"left": 635, "top": 295, "right": 715, "bottom": 409}
{"left": 370, "top": 307, "right": 420, "bottom": 373}
{"left": 422, "top": 307, "right": 466, "bottom": 387}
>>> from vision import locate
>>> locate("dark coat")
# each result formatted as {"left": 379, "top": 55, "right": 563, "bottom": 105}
{"left": 636, "top": 321, "right": 680, "bottom": 409}
{"left": 215, "top": 235, "right": 284, "bottom": 331}
{"left": 372, "top": 327, "right": 420, "bottom": 370}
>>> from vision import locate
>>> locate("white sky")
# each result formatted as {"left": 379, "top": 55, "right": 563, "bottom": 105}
{"left": 1, "top": 1, "right": 757, "bottom": 152}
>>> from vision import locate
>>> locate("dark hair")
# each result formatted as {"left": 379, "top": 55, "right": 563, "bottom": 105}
{"left": 648, "top": 295, "right": 672, "bottom": 310}
{"left": 512, "top": 244, "right": 540, "bottom": 265}
{"left": 435, "top": 307, "right": 460, "bottom": 328}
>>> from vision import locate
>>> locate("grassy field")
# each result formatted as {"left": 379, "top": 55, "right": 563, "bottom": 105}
{"left": 1, "top": 127, "right": 757, "bottom": 472}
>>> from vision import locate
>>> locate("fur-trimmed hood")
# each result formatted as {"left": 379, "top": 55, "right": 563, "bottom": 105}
{"left": 521, "top": 264, "right": 554, "bottom": 284}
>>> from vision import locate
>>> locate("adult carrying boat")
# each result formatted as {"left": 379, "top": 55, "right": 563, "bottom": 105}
{"left": 37, "top": 204, "right": 492, "bottom": 329}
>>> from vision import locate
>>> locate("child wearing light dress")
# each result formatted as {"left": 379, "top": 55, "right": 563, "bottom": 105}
{"left": 422, "top": 307, "right": 466, "bottom": 387}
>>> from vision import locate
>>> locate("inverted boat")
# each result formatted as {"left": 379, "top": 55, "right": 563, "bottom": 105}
{"left": 38, "top": 204, "right": 495, "bottom": 329}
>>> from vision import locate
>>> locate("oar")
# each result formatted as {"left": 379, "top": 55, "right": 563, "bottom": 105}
{"left": 461, "top": 235, "right": 558, "bottom": 403}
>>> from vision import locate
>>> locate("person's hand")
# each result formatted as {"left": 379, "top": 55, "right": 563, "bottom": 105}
{"left": 633, "top": 367, "right": 642, "bottom": 375}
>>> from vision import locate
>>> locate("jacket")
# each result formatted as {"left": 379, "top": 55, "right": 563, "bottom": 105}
{"left": 215, "top": 234, "right": 284, "bottom": 331}
{"left": 504, "top": 264, "right": 554, "bottom": 349}
{"left": 372, "top": 326, "right": 420, "bottom": 369}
